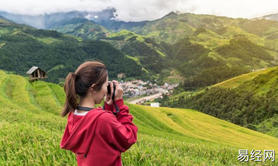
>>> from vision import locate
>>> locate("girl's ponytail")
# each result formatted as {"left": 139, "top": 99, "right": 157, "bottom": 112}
{"left": 61, "top": 61, "right": 108, "bottom": 117}
{"left": 61, "top": 72, "right": 78, "bottom": 117}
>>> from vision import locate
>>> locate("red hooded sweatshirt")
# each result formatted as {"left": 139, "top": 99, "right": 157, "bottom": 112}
{"left": 60, "top": 99, "right": 138, "bottom": 166}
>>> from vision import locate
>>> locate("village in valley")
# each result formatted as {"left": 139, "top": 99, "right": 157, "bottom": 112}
{"left": 120, "top": 79, "right": 178, "bottom": 106}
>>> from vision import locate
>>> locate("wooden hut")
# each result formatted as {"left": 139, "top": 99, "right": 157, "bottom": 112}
{"left": 117, "top": 73, "right": 126, "bottom": 79}
{"left": 26, "top": 66, "right": 47, "bottom": 81}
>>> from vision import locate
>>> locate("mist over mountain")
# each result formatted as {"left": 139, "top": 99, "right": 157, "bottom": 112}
{"left": 0, "top": 8, "right": 117, "bottom": 29}
{"left": 262, "top": 13, "right": 278, "bottom": 22}
{"left": 0, "top": 8, "right": 146, "bottom": 31}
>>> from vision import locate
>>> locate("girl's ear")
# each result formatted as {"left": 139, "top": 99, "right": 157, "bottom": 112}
{"left": 90, "top": 84, "right": 96, "bottom": 93}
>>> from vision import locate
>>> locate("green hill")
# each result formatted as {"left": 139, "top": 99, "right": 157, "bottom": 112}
{"left": 163, "top": 66, "right": 278, "bottom": 138}
{"left": 52, "top": 21, "right": 169, "bottom": 78}
{"left": 4, "top": 11, "right": 278, "bottom": 87}
{"left": 103, "top": 30, "right": 168, "bottom": 75}
{"left": 51, "top": 12, "right": 278, "bottom": 88}
{"left": 51, "top": 18, "right": 109, "bottom": 40}
{"left": 0, "top": 70, "right": 277, "bottom": 165}
{"left": 130, "top": 12, "right": 278, "bottom": 45}
{"left": 0, "top": 17, "right": 146, "bottom": 83}
{"left": 136, "top": 12, "right": 278, "bottom": 89}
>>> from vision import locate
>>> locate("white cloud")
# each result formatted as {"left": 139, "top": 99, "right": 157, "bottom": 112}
{"left": 0, "top": 0, "right": 277, "bottom": 21}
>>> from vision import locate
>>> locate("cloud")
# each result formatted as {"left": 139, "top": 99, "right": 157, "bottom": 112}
{"left": 0, "top": 0, "right": 278, "bottom": 21}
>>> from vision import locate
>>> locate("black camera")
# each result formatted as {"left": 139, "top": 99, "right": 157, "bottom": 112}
{"left": 107, "top": 82, "right": 116, "bottom": 100}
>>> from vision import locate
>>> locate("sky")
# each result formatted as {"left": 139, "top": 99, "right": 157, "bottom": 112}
{"left": 0, "top": 0, "right": 278, "bottom": 21}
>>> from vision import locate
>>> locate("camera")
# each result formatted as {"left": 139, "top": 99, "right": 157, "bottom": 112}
{"left": 107, "top": 82, "right": 116, "bottom": 100}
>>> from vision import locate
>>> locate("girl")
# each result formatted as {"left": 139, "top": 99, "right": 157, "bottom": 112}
{"left": 60, "top": 61, "right": 138, "bottom": 166}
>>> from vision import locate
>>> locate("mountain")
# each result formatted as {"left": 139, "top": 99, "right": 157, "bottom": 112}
{"left": 50, "top": 18, "right": 109, "bottom": 40}
{"left": 101, "top": 30, "right": 168, "bottom": 75}
{"left": 129, "top": 12, "right": 278, "bottom": 44}
{"left": 0, "top": 11, "right": 46, "bottom": 29}
{"left": 51, "top": 20, "right": 169, "bottom": 79}
{"left": 160, "top": 66, "right": 278, "bottom": 137}
{"left": 0, "top": 70, "right": 277, "bottom": 165}
{"left": 0, "top": 17, "right": 146, "bottom": 83}
{"left": 129, "top": 12, "right": 278, "bottom": 88}
{"left": 48, "top": 11, "right": 278, "bottom": 88}
{"left": 4, "top": 10, "right": 278, "bottom": 89}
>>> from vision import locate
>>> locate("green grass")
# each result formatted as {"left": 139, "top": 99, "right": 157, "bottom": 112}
{"left": 0, "top": 70, "right": 277, "bottom": 165}
{"left": 169, "top": 66, "right": 278, "bottom": 139}
{"left": 31, "top": 81, "right": 62, "bottom": 115}
{"left": 211, "top": 67, "right": 275, "bottom": 89}
{"left": 36, "top": 37, "right": 61, "bottom": 44}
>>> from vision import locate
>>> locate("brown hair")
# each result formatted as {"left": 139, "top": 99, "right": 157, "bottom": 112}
{"left": 61, "top": 61, "right": 108, "bottom": 117}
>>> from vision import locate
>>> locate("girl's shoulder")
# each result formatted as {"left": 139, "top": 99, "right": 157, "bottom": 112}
{"left": 97, "top": 109, "right": 118, "bottom": 124}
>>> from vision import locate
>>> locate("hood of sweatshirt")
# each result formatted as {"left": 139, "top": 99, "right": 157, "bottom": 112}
{"left": 60, "top": 108, "right": 105, "bottom": 155}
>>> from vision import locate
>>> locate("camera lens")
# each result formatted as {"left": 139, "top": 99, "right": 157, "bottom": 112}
{"left": 107, "top": 84, "right": 111, "bottom": 95}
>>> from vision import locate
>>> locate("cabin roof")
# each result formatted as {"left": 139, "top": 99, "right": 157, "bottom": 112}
{"left": 26, "top": 66, "right": 39, "bottom": 74}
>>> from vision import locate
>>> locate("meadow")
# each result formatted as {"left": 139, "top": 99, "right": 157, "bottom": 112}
{"left": 0, "top": 70, "right": 277, "bottom": 165}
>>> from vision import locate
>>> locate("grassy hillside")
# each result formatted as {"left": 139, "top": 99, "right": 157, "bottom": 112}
{"left": 103, "top": 30, "right": 168, "bottom": 75}
{"left": 161, "top": 14, "right": 278, "bottom": 89}
{"left": 0, "top": 17, "right": 146, "bottom": 83}
{"left": 53, "top": 21, "right": 170, "bottom": 78}
{"left": 0, "top": 70, "right": 277, "bottom": 165}
{"left": 163, "top": 66, "right": 278, "bottom": 138}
